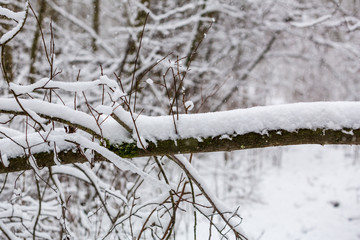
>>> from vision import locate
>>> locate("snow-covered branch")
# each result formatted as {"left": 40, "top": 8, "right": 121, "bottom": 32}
{"left": 2, "top": 101, "right": 360, "bottom": 173}
{"left": 0, "top": 1, "right": 28, "bottom": 45}
{"left": 0, "top": 98, "right": 125, "bottom": 138}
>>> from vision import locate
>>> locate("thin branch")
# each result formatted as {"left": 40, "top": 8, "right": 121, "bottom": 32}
{"left": 0, "top": 98, "right": 102, "bottom": 138}
{"left": 213, "top": 34, "right": 277, "bottom": 111}
{"left": 129, "top": 12, "right": 149, "bottom": 112}
{"left": 168, "top": 154, "right": 247, "bottom": 240}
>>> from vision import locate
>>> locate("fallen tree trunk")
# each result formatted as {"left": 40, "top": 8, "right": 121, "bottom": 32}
{"left": 2, "top": 100, "right": 360, "bottom": 173}
{"left": 1, "top": 127, "right": 359, "bottom": 173}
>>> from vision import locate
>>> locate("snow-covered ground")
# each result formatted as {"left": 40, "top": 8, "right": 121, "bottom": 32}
{"left": 242, "top": 145, "right": 360, "bottom": 240}
{"left": 178, "top": 145, "right": 360, "bottom": 239}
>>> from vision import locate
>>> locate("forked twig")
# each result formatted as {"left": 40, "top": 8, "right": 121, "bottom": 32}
{"left": 168, "top": 154, "right": 248, "bottom": 240}
{"left": 129, "top": 12, "right": 150, "bottom": 112}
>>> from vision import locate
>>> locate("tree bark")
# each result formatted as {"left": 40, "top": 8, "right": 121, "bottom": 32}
{"left": 1, "top": 127, "right": 360, "bottom": 174}
{"left": 0, "top": 3, "right": 19, "bottom": 83}
{"left": 29, "top": 0, "right": 47, "bottom": 83}
{"left": 92, "top": 0, "right": 100, "bottom": 52}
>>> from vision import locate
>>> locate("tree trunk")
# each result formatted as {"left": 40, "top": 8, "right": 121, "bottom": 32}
{"left": 92, "top": 0, "right": 100, "bottom": 52}
{"left": 29, "top": 0, "right": 47, "bottom": 83}
{"left": 1, "top": 127, "right": 360, "bottom": 173}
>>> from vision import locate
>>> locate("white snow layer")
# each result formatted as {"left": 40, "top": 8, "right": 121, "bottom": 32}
{"left": 134, "top": 101, "right": 360, "bottom": 142}
{"left": 0, "top": 6, "right": 25, "bottom": 21}
{"left": 0, "top": 98, "right": 130, "bottom": 142}
{"left": 9, "top": 76, "right": 121, "bottom": 95}
{"left": 1, "top": 100, "right": 360, "bottom": 161}
{"left": 0, "top": 4, "right": 27, "bottom": 45}
{"left": 241, "top": 145, "right": 360, "bottom": 240}
{"left": 291, "top": 14, "right": 332, "bottom": 28}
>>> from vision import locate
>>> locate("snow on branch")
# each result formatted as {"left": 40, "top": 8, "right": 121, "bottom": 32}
{"left": 0, "top": 1, "right": 28, "bottom": 45}
{"left": 9, "top": 76, "right": 122, "bottom": 95}
{"left": 290, "top": 14, "right": 332, "bottom": 28}
{"left": 0, "top": 98, "right": 130, "bottom": 140}
{"left": 1, "top": 101, "right": 360, "bottom": 173}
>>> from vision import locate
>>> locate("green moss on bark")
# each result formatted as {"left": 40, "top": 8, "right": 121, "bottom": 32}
{"left": 108, "top": 142, "right": 139, "bottom": 158}
{"left": 3, "top": 128, "right": 360, "bottom": 173}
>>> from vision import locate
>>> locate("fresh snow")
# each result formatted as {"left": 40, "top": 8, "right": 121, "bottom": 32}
{"left": 291, "top": 14, "right": 332, "bottom": 28}
{"left": 10, "top": 76, "right": 122, "bottom": 95}
{"left": 179, "top": 146, "right": 360, "bottom": 240}
{"left": 0, "top": 126, "right": 23, "bottom": 137}
{"left": 241, "top": 145, "right": 360, "bottom": 240}
{"left": 62, "top": 134, "right": 170, "bottom": 190}
{"left": 184, "top": 100, "right": 194, "bottom": 111}
{"left": 0, "top": 6, "right": 25, "bottom": 21}
{"left": 146, "top": 78, "right": 154, "bottom": 85}
{"left": 7, "top": 77, "right": 360, "bottom": 150}
{"left": 0, "top": 129, "right": 75, "bottom": 160}
{"left": 0, "top": 3, "right": 27, "bottom": 45}
{"left": 0, "top": 98, "right": 131, "bottom": 143}
{"left": 134, "top": 101, "right": 360, "bottom": 143}
{"left": 2, "top": 100, "right": 360, "bottom": 158}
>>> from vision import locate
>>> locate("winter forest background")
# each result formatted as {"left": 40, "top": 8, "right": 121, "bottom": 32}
{"left": 0, "top": 0, "right": 360, "bottom": 239}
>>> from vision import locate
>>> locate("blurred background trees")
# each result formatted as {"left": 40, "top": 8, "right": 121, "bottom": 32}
{"left": 5, "top": 0, "right": 359, "bottom": 111}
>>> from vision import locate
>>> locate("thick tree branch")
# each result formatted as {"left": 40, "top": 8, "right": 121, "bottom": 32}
{"left": 2, "top": 101, "right": 360, "bottom": 173}
{"left": 1, "top": 127, "right": 360, "bottom": 174}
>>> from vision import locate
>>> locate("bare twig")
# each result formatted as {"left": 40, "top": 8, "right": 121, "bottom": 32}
{"left": 213, "top": 34, "right": 277, "bottom": 111}
{"left": 129, "top": 12, "right": 149, "bottom": 112}
{"left": 168, "top": 154, "right": 247, "bottom": 240}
